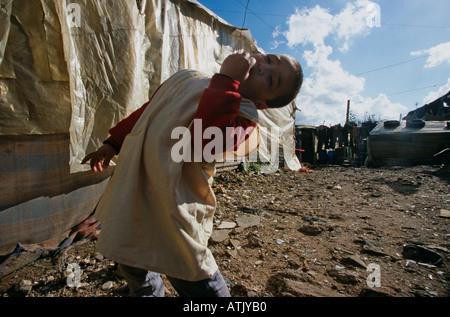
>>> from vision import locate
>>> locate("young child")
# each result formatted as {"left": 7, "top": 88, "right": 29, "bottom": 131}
{"left": 82, "top": 52, "right": 303, "bottom": 297}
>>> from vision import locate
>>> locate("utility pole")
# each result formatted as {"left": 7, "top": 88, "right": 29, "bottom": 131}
{"left": 344, "top": 100, "right": 350, "bottom": 165}
{"left": 346, "top": 100, "right": 350, "bottom": 124}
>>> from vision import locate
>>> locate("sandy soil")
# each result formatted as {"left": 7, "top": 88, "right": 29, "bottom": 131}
{"left": 1, "top": 164, "right": 449, "bottom": 297}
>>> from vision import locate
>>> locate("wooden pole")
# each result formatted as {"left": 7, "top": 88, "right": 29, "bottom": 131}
{"left": 346, "top": 100, "right": 350, "bottom": 124}
{"left": 344, "top": 100, "right": 350, "bottom": 163}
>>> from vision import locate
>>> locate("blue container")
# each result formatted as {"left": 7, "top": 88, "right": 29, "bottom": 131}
{"left": 327, "top": 150, "right": 335, "bottom": 164}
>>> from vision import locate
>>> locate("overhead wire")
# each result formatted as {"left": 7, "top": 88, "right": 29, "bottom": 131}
{"left": 216, "top": 2, "right": 448, "bottom": 96}
{"left": 355, "top": 54, "right": 431, "bottom": 76}
{"left": 382, "top": 22, "right": 450, "bottom": 29}
{"left": 387, "top": 83, "right": 449, "bottom": 97}
{"left": 224, "top": 2, "right": 447, "bottom": 79}
{"left": 213, "top": 9, "right": 450, "bottom": 30}
{"left": 216, "top": 0, "right": 450, "bottom": 111}
{"left": 240, "top": 0, "right": 250, "bottom": 29}
{"left": 235, "top": 0, "right": 278, "bottom": 32}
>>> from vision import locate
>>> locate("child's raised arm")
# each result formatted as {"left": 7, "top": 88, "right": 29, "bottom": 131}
{"left": 219, "top": 52, "right": 256, "bottom": 83}
{"left": 191, "top": 53, "right": 258, "bottom": 156}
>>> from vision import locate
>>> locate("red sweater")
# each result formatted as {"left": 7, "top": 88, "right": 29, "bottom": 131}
{"left": 105, "top": 73, "right": 257, "bottom": 154}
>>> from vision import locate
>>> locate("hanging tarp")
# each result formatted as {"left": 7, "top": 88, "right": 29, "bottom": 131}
{"left": 0, "top": 0, "right": 299, "bottom": 258}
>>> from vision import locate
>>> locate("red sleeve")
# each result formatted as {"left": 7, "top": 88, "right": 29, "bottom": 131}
{"left": 105, "top": 75, "right": 256, "bottom": 155}
{"left": 192, "top": 74, "right": 257, "bottom": 154}
{"left": 105, "top": 101, "right": 150, "bottom": 152}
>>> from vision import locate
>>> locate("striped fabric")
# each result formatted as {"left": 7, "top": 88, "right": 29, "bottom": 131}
{"left": 0, "top": 134, "right": 111, "bottom": 256}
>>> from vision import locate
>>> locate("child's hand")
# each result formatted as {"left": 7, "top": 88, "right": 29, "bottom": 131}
{"left": 220, "top": 52, "right": 256, "bottom": 83}
{"left": 81, "top": 144, "right": 116, "bottom": 173}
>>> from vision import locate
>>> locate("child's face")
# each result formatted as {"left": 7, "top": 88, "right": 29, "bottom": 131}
{"left": 239, "top": 54, "right": 298, "bottom": 109}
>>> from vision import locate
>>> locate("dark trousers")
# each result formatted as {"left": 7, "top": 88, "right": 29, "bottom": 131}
{"left": 118, "top": 264, "right": 231, "bottom": 297}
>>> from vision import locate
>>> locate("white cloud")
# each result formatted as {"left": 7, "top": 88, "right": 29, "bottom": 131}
{"left": 285, "top": 5, "right": 334, "bottom": 48}
{"left": 276, "top": 0, "right": 407, "bottom": 126}
{"left": 296, "top": 43, "right": 367, "bottom": 125}
{"left": 411, "top": 42, "right": 450, "bottom": 68}
{"left": 333, "top": 0, "right": 374, "bottom": 51}
{"left": 284, "top": 0, "right": 375, "bottom": 51}
{"left": 422, "top": 79, "right": 450, "bottom": 103}
{"left": 296, "top": 91, "right": 408, "bottom": 126}
{"left": 352, "top": 94, "right": 408, "bottom": 122}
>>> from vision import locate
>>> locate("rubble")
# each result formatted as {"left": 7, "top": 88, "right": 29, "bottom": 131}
{"left": 1, "top": 165, "right": 449, "bottom": 297}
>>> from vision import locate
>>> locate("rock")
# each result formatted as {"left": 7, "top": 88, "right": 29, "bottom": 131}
{"left": 439, "top": 209, "right": 450, "bottom": 218}
{"left": 101, "top": 281, "right": 114, "bottom": 290}
{"left": 267, "top": 270, "right": 344, "bottom": 297}
{"left": 215, "top": 185, "right": 227, "bottom": 194}
{"left": 236, "top": 214, "right": 260, "bottom": 228}
{"left": 230, "top": 239, "right": 241, "bottom": 249}
{"left": 15, "top": 280, "right": 33, "bottom": 294}
{"left": 371, "top": 190, "right": 382, "bottom": 197}
{"left": 298, "top": 224, "right": 324, "bottom": 236}
{"left": 218, "top": 221, "right": 236, "bottom": 229}
{"left": 231, "top": 284, "right": 249, "bottom": 296}
{"left": 302, "top": 215, "right": 327, "bottom": 223}
{"left": 226, "top": 249, "right": 238, "bottom": 258}
{"left": 95, "top": 253, "right": 105, "bottom": 261}
{"left": 359, "top": 287, "right": 392, "bottom": 297}
{"left": 360, "top": 241, "right": 390, "bottom": 257}
{"left": 327, "top": 267, "right": 359, "bottom": 284}
{"left": 246, "top": 233, "right": 263, "bottom": 247}
{"left": 247, "top": 290, "right": 258, "bottom": 297}
{"left": 341, "top": 254, "right": 367, "bottom": 269}
{"left": 210, "top": 229, "right": 230, "bottom": 243}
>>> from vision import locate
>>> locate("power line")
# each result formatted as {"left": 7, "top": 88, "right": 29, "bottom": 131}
{"left": 206, "top": 3, "right": 449, "bottom": 107}
{"left": 355, "top": 54, "right": 431, "bottom": 76}
{"left": 211, "top": 8, "right": 450, "bottom": 30}
{"left": 241, "top": 0, "right": 250, "bottom": 29}
{"left": 208, "top": 9, "right": 288, "bottom": 18}
{"left": 233, "top": 0, "right": 306, "bottom": 53}
{"left": 382, "top": 22, "right": 450, "bottom": 30}
{"left": 235, "top": 0, "right": 277, "bottom": 32}
{"left": 387, "top": 83, "right": 448, "bottom": 97}
{"left": 221, "top": 2, "right": 444, "bottom": 78}
{"left": 216, "top": 4, "right": 449, "bottom": 107}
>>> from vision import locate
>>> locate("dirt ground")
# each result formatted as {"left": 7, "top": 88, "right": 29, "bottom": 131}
{"left": 1, "top": 164, "right": 449, "bottom": 298}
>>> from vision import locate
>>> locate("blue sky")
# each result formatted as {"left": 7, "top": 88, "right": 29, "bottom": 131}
{"left": 196, "top": 0, "right": 450, "bottom": 126}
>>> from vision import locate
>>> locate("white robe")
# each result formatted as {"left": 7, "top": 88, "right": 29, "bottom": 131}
{"left": 95, "top": 69, "right": 259, "bottom": 281}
